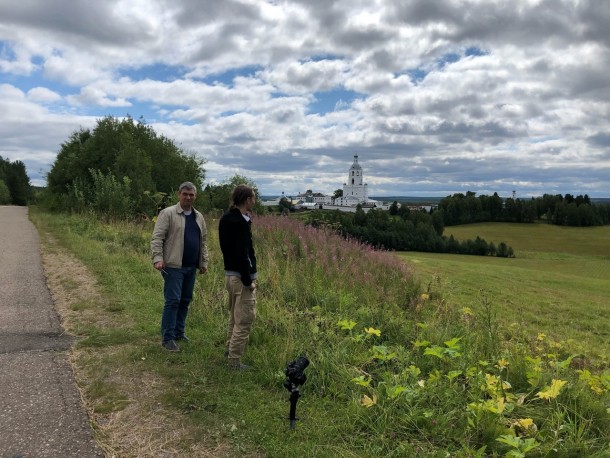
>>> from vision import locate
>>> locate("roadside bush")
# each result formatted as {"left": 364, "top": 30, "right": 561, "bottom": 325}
{"left": 45, "top": 115, "right": 205, "bottom": 216}
{"left": 89, "top": 169, "right": 133, "bottom": 219}
{"left": 0, "top": 179, "right": 10, "bottom": 204}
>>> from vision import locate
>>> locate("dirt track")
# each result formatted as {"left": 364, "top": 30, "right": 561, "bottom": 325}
{"left": 0, "top": 206, "right": 103, "bottom": 457}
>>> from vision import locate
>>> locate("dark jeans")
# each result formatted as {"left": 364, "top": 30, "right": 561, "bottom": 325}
{"left": 161, "top": 266, "right": 197, "bottom": 342}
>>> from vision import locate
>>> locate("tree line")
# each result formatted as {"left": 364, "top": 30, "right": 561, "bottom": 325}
{"left": 436, "top": 191, "right": 610, "bottom": 227}
{"left": 307, "top": 206, "right": 514, "bottom": 257}
{"left": 0, "top": 156, "right": 31, "bottom": 205}
{"left": 41, "top": 115, "right": 266, "bottom": 218}
{"left": 23, "top": 115, "right": 610, "bottom": 242}
{"left": 44, "top": 116, "right": 206, "bottom": 218}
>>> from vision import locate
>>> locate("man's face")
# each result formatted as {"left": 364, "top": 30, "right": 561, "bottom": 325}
{"left": 178, "top": 188, "right": 196, "bottom": 210}
{"left": 246, "top": 193, "right": 256, "bottom": 212}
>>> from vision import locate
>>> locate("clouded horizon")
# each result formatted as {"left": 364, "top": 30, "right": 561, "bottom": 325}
{"left": 1, "top": 0, "right": 609, "bottom": 198}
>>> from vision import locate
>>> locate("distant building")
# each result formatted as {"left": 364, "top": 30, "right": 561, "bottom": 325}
{"left": 261, "top": 155, "right": 391, "bottom": 211}
{"left": 296, "top": 190, "right": 331, "bottom": 204}
{"left": 324, "top": 155, "right": 389, "bottom": 211}
{"left": 334, "top": 155, "right": 369, "bottom": 206}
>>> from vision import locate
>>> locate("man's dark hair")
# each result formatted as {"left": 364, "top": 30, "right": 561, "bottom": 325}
{"left": 230, "top": 184, "right": 254, "bottom": 208}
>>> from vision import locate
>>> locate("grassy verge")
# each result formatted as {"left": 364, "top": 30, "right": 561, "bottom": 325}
{"left": 31, "top": 209, "right": 610, "bottom": 457}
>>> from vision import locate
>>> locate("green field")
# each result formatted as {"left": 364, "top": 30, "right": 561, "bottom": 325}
{"left": 399, "top": 223, "right": 610, "bottom": 362}
{"left": 30, "top": 210, "right": 610, "bottom": 456}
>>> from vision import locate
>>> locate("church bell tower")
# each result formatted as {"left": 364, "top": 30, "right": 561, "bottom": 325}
{"left": 342, "top": 155, "right": 368, "bottom": 203}
{"left": 348, "top": 155, "right": 363, "bottom": 186}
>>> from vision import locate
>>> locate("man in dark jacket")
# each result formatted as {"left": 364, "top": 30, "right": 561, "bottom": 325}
{"left": 218, "top": 185, "right": 257, "bottom": 370}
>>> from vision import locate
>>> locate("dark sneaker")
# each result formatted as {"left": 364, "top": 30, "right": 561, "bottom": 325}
{"left": 176, "top": 335, "right": 190, "bottom": 342}
{"left": 162, "top": 340, "right": 180, "bottom": 352}
{"left": 228, "top": 362, "right": 253, "bottom": 371}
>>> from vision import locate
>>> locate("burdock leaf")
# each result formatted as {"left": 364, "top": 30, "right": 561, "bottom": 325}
{"left": 537, "top": 379, "right": 568, "bottom": 400}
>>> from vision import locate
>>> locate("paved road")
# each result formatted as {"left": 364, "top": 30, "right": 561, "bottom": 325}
{"left": 0, "top": 206, "right": 103, "bottom": 458}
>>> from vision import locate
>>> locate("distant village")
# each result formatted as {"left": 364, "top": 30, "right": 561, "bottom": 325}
{"left": 262, "top": 155, "right": 436, "bottom": 213}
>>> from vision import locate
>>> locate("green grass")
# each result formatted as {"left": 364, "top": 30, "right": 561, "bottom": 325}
{"left": 399, "top": 222, "right": 610, "bottom": 362}
{"left": 30, "top": 209, "right": 610, "bottom": 457}
{"left": 446, "top": 222, "right": 610, "bottom": 258}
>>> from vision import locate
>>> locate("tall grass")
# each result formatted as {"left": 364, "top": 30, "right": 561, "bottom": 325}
{"left": 31, "top": 208, "right": 610, "bottom": 457}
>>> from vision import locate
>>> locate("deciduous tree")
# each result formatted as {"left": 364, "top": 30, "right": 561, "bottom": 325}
{"left": 46, "top": 116, "right": 205, "bottom": 216}
{"left": 0, "top": 156, "right": 31, "bottom": 205}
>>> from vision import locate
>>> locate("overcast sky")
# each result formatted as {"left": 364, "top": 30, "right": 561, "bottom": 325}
{"left": 1, "top": 0, "right": 609, "bottom": 197}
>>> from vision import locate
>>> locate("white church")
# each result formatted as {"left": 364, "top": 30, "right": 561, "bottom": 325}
{"left": 289, "top": 155, "right": 390, "bottom": 212}
{"left": 334, "top": 155, "right": 369, "bottom": 206}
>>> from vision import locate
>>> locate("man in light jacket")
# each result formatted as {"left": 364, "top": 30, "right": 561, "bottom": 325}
{"left": 151, "top": 182, "right": 209, "bottom": 352}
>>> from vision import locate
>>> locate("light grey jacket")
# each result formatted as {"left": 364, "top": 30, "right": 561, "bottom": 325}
{"left": 151, "top": 203, "right": 209, "bottom": 269}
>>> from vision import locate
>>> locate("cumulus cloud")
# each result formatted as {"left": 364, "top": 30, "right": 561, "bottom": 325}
{"left": 27, "top": 87, "right": 62, "bottom": 103}
{"left": 0, "top": 0, "right": 609, "bottom": 195}
{"left": 66, "top": 86, "right": 131, "bottom": 107}
{"left": 0, "top": 84, "right": 98, "bottom": 184}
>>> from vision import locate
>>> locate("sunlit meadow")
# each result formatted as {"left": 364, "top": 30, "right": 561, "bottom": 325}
{"left": 31, "top": 209, "right": 610, "bottom": 457}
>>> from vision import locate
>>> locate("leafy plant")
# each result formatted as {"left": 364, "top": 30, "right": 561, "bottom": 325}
{"left": 496, "top": 434, "right": 540, "bottom": 457}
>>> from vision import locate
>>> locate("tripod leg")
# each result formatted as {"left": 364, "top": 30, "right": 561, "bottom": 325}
{"left": 288, "top": 388, "right": 300, "bottom": 429}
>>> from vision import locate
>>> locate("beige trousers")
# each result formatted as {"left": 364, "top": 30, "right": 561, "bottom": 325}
{"left": 225, "top": 275, "right": 257, "bottom": 363}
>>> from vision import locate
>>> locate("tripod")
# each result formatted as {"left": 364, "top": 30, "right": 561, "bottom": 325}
{"left": 283, "top": 355, "right": 309, "bottom": 430}
{"left": 287, "top": 382, "right": 302, "bottom": 430}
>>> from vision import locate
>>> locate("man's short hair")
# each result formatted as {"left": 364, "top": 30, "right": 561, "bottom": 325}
{"left": 231, "top": 184, "right": 254, "bottom": 207}
{"left": 179, "top": 182, "right": 197, "bottom": 193}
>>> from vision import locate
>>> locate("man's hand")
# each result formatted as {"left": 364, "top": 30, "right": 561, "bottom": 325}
{"left": 199, "top": 266, "right": 208, "bottom": 274}
{"left": 154, "top": 261, "right": 165, "bottom": 271}
{"left": 248, "top": 281, "right": 256, "bottom": 291}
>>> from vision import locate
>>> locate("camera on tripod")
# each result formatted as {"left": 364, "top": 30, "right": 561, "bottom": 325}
{"left": 284, "top": 355, "right": 309, "bottom": 390}
{"left": 283, "top": 355, "right": 309, "bottom": 429}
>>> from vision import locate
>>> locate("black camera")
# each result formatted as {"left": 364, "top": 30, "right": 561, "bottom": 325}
{"left": 283, "top": 355, "right": 309, "bottom": 429}
{"left": 284, "top": 356, "right": 309, "bottom": 390}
